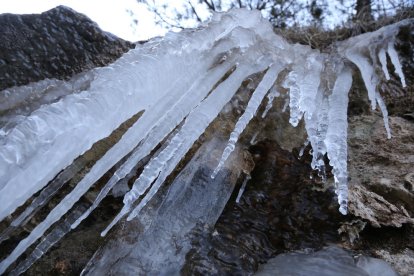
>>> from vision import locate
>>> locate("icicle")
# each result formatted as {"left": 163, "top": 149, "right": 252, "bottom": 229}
{"left": 298, "top": 139, "right": 309, "bottom": 158}
{"left": 71, "top": 53, "right": 238, "bottom": 230}
{"left": 0, "top": 159, "right": 83, "bottom": 243}
{"left": 325, "top": 67, "right": 353, "bottom": 215}
{"left": 0, "top": 12, "right": 281, "bottom": 272}
{"left": 376, "top": 92, "right": 392, "bottom": 139}
{"left": 378, "top": 48, "right": 390, "bottom": 80}
{"left": 282, "top": 98, "right": 289, "bottom": 113}
{"left": 284, "top": 70, "right": 303, "bottom": 126}
{"left": 345, "top": 52, "right": 378, "bottom": 110}
{"left": 299, "top": 55, "right": 323, "bottom": 120}
{"left": 103, "top": 56, "right": 270, "bottom": 235}
{"left": 261, "top": 85, "right": 280, "bottom": 118}
{"left": 211, "top": 63, "right": 282, "bottom": 179}
{"left": 387, "top": 41, "right": 407, "bottom": 87}
{"left": 0, "top": 63, "right": 220, "bottom": 274}
{"left": 0, "top": 18, "right": 242, "bottom": 221}
{"left": 10, "top": 204, "right": 88, "bottom": 276}
{"left": 307, "top": 95, "right": 330, "bottom": 180}
{"left": 126, "top": 154, "right": 178, "bottom": 222}
{"left": 236, "top": 174, "right": 251, "bottom": 203}
{"left": 250, "top": 131, "right": 259, "bottom": 145}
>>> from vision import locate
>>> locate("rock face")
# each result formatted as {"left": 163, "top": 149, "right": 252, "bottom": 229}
{"left": 0, "top": 6, "right": 134, "bottom": 91}
{"left": 348, "top": 115, "right": 414, "bottom": 227}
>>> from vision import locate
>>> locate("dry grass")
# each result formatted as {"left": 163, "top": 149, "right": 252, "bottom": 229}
{"left": 274, "top": 6, "right": 414, "bottom": 51}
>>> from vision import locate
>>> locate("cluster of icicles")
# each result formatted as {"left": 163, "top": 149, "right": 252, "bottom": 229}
{"left": 0, "top": 9, "right": 409, "bottom": 274}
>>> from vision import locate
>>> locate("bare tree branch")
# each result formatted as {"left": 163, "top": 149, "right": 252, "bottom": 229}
{"left": 188, "top": 1, "right": 203, "bottom": 22}
{"left": 203, "top": 0, "right": 216, "bottom": 10}
{"left": 149, "top": 0, "right": 185, "bottom": 29}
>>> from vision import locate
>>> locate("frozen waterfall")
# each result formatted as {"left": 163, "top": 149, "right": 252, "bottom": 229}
{"left": 0, "top": 9, "right": 410, "bottom": 274}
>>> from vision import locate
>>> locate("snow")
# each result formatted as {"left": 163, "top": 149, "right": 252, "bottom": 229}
{"left": 0, "top": 9, "right": 410, "bottom": 274}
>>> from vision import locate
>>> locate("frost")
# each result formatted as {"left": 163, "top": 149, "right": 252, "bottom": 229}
{"left": 0, "top": 9, "right": 410, "bottom": 274}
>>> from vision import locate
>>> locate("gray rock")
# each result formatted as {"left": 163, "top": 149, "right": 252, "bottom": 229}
{"left": 0, "top": 6, "right": 133, "bottom": 91}
{"left": 348, "top": 114, "right": 414, "bottom": 227}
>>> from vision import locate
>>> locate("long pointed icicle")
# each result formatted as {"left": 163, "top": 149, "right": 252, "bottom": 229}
{"left": 102, "top": 56, "right": 271, "bottom": 236}
{"left": 10, "top": 204, "right": 88, "bottom": 276}
{"left": 378, "top": 48, "right": 391, "bottom": 80}
{"left": 345, "top": 52, "right": 378, "bottom": 110}
{"left": 376, "top": 92, "right": 392, "bottom": 139}
{"left": 126, "top": 60, "right": 272, "bottom": 224}
{"left": 0, "top": 158, "right": 83, "bottom": 243}
{"left": 211, "top": 63, "right": 283, "bottom": 178}
{"left": 325, "top": 67, "right": 353, "bottom": 215}
{"left": 305, "top": 92, "right": 329, "bottom": 179}
{"left": 387, "top": 41, "right": 407, "bottom": 87}
{"left": 71, "top": 52, "right": 238, "bottom": 230}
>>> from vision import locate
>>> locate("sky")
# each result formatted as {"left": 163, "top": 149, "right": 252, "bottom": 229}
{"left": 0, "top": 0, "right": 168, "bottom": 41}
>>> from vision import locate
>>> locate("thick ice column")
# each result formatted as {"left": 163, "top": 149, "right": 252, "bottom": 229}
{"left": 325, "top": 67, "right": 353, "bottom": 215}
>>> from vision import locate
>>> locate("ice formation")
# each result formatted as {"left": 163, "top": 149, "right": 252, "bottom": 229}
{"left": 0, "top": 9, "right": 410, "bottom": 274}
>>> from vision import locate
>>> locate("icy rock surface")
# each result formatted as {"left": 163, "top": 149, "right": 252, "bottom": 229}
{"left": 0, "top": 8, "right": 410, "bottom": 274}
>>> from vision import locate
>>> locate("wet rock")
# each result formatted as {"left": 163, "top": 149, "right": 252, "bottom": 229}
{"left": 0, "top": 6, "right": 134, "bottom": 90}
